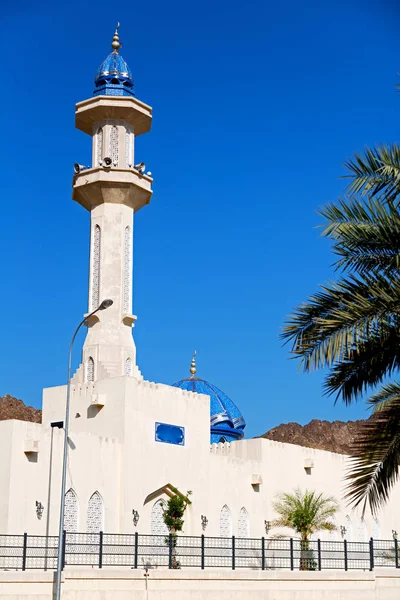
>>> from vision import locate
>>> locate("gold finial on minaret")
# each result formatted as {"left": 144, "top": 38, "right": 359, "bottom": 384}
{"left": 190, "top": 351, "right": 197, "bottom": 376}
{"left": 111, "top": 22, "right": 121, "bottom": 52}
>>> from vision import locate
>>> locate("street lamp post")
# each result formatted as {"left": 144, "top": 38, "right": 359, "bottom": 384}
{"left": 55, "top": 299, "right": 113, "bottom": 600}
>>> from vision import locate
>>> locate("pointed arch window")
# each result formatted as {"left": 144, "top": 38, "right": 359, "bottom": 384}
{"left": 372, "top": 518, "right": 380, "bottom": 540}
{"left": 220, "top": 504, "right": 232, "bottom": 537}
{"left": 356, "top": 518, "right": 368, "bottom": 542}
{"left": 344, "top": 515, "right": 352, "bottom": 541}
{"left": 85, "top": 357, "right": 94, "bottom": 383}
{"left": 237, "top": 507, "right": 250, "bottom": 538}
{"left": 125, "top": 126, "right": 133, "bottom": 167}
{"left": 96, "top": 127, "right": 103, "bottom": 166}
{"left": 123, "top": 226, "right": 131, "bottom": 313}
{"left": 87, "top": 491, "right": 104, "bottom": 533}
{"left": 150, "top": 499, "right": 168, "bottom": 535}
{"left": 110, "top": 126, "right": 119, "bottom": 166}
{"left": 91, "top": 225, "right": 101, "bottom": 311}
{"left": 125, "top": 357, "right": 133, "bottom": 376}
{"left": 64, "top": 489, "right": 79, "bottom": 532}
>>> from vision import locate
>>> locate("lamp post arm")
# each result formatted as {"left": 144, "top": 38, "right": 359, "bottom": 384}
{"left": 55, "top": 304, "right": 104, "bottom": 600}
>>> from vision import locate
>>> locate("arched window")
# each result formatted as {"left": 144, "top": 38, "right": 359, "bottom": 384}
{"left": 237, "top": 507, "right": 250, "bottom": 538}
{"left": 356, "top": 518, "right": 368, "bottom": 542}
{"left": 372, "top": 518, "right": 380, "bottom": 540}
{"left": 220, "top": 504, "right": 232, "bottom": 537}
{"left": 64, "top": 489, "right": 79, "bottom": 532}
{"left": 123, "top": 226, "right": 131, "bottom": 313}
{"left": 150, "top": 499, "right": 168, "bottom": 535}
{"left": 110, "top": 126, "right": 119, "bottom": 166}
{"left": 87, "top": 491, "right": 104, "bottom": 533}
{"left": 345, "top": 515, "right": 352, "bottom": 541}
{"left": 125, "top": 357, "right": 133, "bottom": 376}
{"left": 85, "top": 357, "right": 94, "bottom": 383}
{"left": 91, "top": 225, "right": 101, "bottom": 311}
{"left": 96, "top": 128, "right": 103, "bottom": 166}
{"left": 125, "top": 127, "right": 133, "bottom": 167}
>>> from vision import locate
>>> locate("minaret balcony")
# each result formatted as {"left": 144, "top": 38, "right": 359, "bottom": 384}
{"left": 75, "top": 95, "right": 152, "bottom": 136}
{"left": 72, "top": 168, "right": 153, "bottom": 211}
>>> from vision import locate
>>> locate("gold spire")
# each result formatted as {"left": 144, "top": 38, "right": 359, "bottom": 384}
{"left": 190, "top": 351, "right": 197, "bottom": 376}
{"left": 111, "top": 22, "right": 121, "bottom": 52}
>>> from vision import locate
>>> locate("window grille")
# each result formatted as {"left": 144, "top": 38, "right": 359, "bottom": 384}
{"left": 91, "top": 225, "right": 101, "bottom": 311}
{"left": 125, "top": 127, "right": 133, "bottom": 167}
{"left": 110, "top": 126, "right": 119, "bottom": 166}
{"left": 85, "top": 357, "right": 94, "bottom": 383}
{"left": 150, "top": 500, "right": 168, "bottom": 535}
{"left": 123, "top": 226, "right": 131, "bottom": 313}
{"left": 237, "top": 507, "right": 250, "bottom": 538}
{"left": 220, "top": 505, "right": 232, "bottom": 537}
{"left": 64, "top": 489, "right": 79, "bottom": 532}
{"left": 125, "top": 357, "right": 133, "bottom": 376}
{"left": 87, "top": 492, "right": 104, "bottom": 533}
{"left": 96, "top": 128, "right": 103, "bottom": 166}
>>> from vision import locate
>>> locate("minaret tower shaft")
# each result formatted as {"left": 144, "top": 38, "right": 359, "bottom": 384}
{"left": 72, "top": 25, "right": 152, "bottom": 382}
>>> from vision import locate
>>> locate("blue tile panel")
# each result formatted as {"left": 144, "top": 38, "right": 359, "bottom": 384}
{"left": 172, "top": 377, "right": 245, "bottom": 444}
{"left": 155, "top": 422, "right": 185, "bottom": 446}
{"left": 93, "top": 51, "right": 134, "bottom": 97}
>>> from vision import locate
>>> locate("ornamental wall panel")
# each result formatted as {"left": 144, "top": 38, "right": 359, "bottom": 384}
{"left": 150, "top": 500, "right": 168, "bottom": 536}
{"left": 64, "top": 489, "right": 79, "bottom": 533}
{"left": 87, "top": 491, "right": 104, "bottom": 533}
{"left": 219, "top": 505, "right": 232, "bottom": 538}
{"left": 237, "top": 507, "right": 250, "bottom": 538}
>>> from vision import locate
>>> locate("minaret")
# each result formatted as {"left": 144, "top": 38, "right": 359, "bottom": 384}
{"left": 72, "top": 24, "right": 152, "bottom": 382}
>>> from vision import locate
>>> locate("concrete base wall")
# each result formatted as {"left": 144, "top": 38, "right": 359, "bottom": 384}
{"left": 0, "top": 569, "right": 399, "bottom": 600}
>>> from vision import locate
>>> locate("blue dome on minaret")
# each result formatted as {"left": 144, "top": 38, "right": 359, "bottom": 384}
{"left": 94, "top": 24, "right": 134, "bottom": 97}
{"left": 172, "top": 353, "right": 246, "bottom": 444}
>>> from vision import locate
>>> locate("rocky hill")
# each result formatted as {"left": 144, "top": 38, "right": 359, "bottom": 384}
{"left": 0, "top": 394, "right": 41, "bottom": 423}
{"left": 259, "top": 418, "right": 370, "bottom": 455}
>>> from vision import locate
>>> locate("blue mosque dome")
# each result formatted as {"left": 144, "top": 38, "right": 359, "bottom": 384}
{"left": 172, "top": 353, "right": 246, "bottom": 444}
{"left": 94, "top": 24, "right": 134, "bottom": 97}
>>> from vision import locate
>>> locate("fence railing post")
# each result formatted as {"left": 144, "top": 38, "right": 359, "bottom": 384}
{"left": 232, "top": 536, "right": 235, "bottom": 570}
{"left": 395, "top": 537, "right": 399, "bottom": 569}
{"left": 168, "top": 534, "right": 173, "bottom": 569}
{"left": 344, "top": 539, "right": 348, "bottom": 571}
{"left": 201, "top": 535, "right": 205, "bottom": 570}
{"left": 261, "top": 537, "right": 265, "bottom": 570}
{"left": 317, "top": 539, "right": 321, "bottom": 571}
{"left": 22, "top": 533, "right": 28, "bottom": 571}
{"left": 99, "top": 531, "right": 103, "bottom": 569}
{"left": 369, "top": 538, "right": 374, "bottom": 571}
{"left": 290, "top": 538, "right": 294, "bottom": 571}
{"left": 134, "top": 532, "right": 138, "bottom": 569}
{"left": 61, "top": 530, "right": 67, "bottom": 570}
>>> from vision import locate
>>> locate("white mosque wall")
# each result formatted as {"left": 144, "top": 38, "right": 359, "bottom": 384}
{"left": 1, "top": 376, "right": 400, "bottom": 541}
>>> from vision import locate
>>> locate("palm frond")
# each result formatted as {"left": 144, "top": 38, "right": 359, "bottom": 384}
{"left": 319, "top": 197, "right": 400, "bottom": 274}
{"left": 344, "top": 145, "right": 400, "bottom": 203}
{"left": 282, "top": 272, "right": 400, "bottom": 376}
{"left": 345, "top": 390, "right": 400, "bottom": 515}
{"left": 323, "top": 325, "right": 400, "bottom": 404}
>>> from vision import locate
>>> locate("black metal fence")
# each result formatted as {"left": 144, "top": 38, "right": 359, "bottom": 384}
{"left": 0, "top": 532, "right": 399, "bottom": 571}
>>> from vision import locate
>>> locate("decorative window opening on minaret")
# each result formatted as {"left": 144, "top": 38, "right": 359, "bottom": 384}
{"left": 64, "top": 489, "right": 79, "bottom": 532}
{"left": 219, "top": 504, "right": 232, "bottom": 537}
{"left": 123, "top": 226, "right": 131, "bottom": 313}
{"left": 87, "top": 491, "right": 104, "bottom": 533}
{"left": 96, "top": 127, "right": 103, "bottom": 166}
{"left": 237, "top": 507, "right": 250, "bottom": 538}
{"left": 125, "top": 127, "right": 133, "bottom": 167}
{"left": 125, "top": 357, "right": 133, "bottom": 376}
{"left": 85, "top": 357, "right": 94, "bottom": 383}
{"left": 110, "top": 125, "right": 119, "bottom": 166}
{"left": 91, "top": 225, "right": 101, "bottom": 311}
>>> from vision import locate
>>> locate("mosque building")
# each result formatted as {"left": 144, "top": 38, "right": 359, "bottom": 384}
{"left": 0, "top": 25, "right": 399, "bottom": 545}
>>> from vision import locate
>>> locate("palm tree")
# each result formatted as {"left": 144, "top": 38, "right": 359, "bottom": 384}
{"left": 273, "top": 489, "right": 338, "bottom": 570}
{"left": 282, "top": 144, "right": 400, "bottom": 515}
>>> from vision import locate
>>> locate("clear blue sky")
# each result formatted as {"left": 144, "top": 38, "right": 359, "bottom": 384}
{"left": 1, "top": 0, "right": 399, "bottom": 437}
